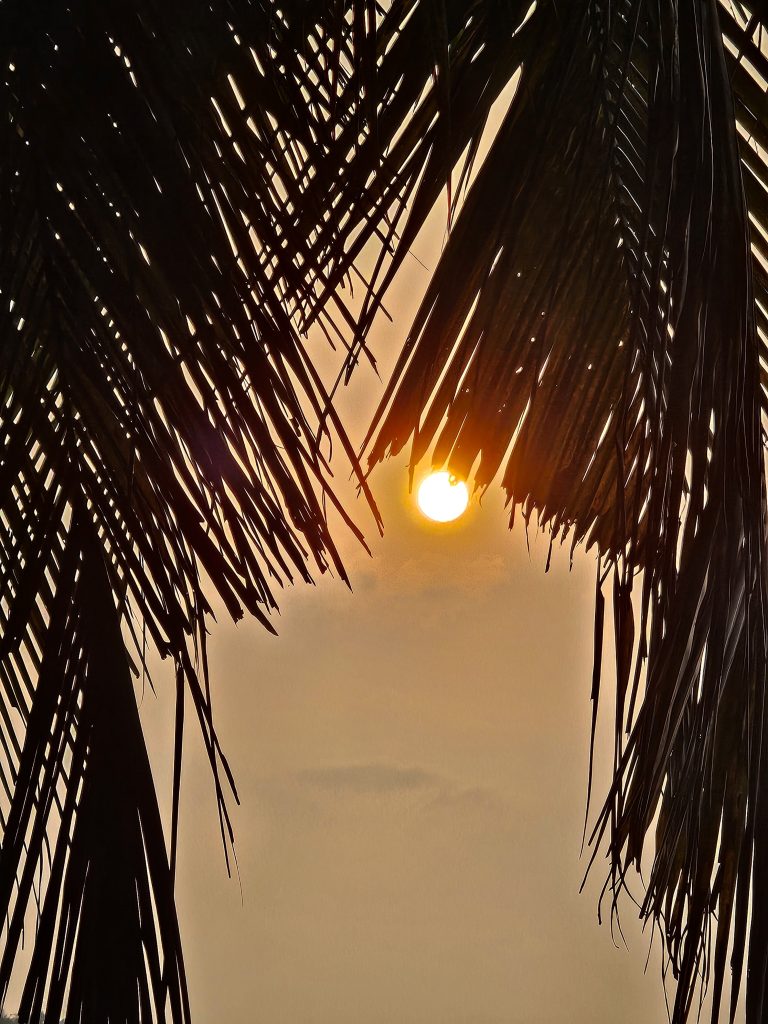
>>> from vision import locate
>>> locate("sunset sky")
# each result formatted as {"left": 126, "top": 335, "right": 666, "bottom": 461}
{"left": 0, "top": 83, "right": 680, "bottom": 1024}
{"left": 4, "top": 8, "right": 765, "bottom": 1023}
{"left": 166, "top": 476, "right": 670, "bottom": 1024}
{"left": 135, "top": 195, "right": 674, "bottom": 1024}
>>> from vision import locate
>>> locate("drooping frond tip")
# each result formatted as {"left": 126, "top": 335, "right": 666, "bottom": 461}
{"left": 0, "top": 2, "right": 384, "bottom": 1020}
{"left": 317, "top": 1, "right": 768, "bottom": 1021}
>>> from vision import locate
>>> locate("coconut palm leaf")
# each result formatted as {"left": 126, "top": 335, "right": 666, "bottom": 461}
{"left": 304, "top": 1, "right": 768, "bottom": 1021}
{"left": 3, "top": 1, "right": 768, "bottom": 1022}
{"left": 0, "top": 3, "right": 383, "bottom": 1021}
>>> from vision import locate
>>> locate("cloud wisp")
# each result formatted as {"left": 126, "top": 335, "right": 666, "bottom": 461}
{"left": 296, "top": 763, "right": 444, "bottom": 795}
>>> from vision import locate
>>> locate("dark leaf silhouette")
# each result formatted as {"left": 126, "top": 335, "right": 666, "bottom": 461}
{"left": 322, "top": 1, "right": 768, "bottom": 1021}
{"left": 2, "top": 1, "right": 768, "bottom": 1023}
{"left": 0, "top": 3, "right": 380, "bottom": 1020}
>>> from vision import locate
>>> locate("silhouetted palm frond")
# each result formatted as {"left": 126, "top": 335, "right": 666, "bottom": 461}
{"left": 4, "top": 1, "right": 768, "bottom": 1022}
{"left": 304, "top": 2, "right": 768, "bottom": 1021}
{"left": 0, "top": 3, "right": 382, "bottom": 1020}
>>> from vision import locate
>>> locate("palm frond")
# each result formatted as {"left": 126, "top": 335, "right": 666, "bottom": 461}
{"left": 0, "top": 515, "right": 189, "bottom": 1023}
{"left": 4, "top": 1, "right": 768, "bottom": 1021}
{"left": 308, "top": 1, "right": 768, "bottom": 1020}
{"left": 0, "top": 3, "right": 382, "bottom": 1020}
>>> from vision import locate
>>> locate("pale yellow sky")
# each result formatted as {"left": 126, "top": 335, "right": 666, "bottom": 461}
{"left": 159, "top": 459, "right": 671, "bottom": 1024}
{"left": 3, "top": 28, "right": 757, "bottom": 1024}
{"left": 136, "top": 193, "right": 677, "bottom": 1023}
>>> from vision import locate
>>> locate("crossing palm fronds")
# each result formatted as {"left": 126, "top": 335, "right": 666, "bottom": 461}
{"left": 3, "top": 1, "right": 768, "bottom": 1022}
{"left": 0, "top": 3, "right": 381, "bottom": 1020}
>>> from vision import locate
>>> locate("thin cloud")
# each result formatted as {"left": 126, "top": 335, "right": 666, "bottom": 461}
{"left": 297, "top": 763, "right": 444, "bottom": 795}
{"left": 295, "top": 763, "right": 502, "bottom": 816}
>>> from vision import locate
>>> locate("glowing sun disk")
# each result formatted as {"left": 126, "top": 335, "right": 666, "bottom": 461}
{"left": 417, "top": 472, "right": 469, "bottom": 523}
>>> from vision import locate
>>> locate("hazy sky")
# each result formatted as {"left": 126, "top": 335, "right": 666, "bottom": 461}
{"left": 0, "top": 105, "right": 677, "bottom": 1024}
{"left": 162, "top": 471, "right": 672, "bottom": 1024}
{"left": 135, "top": 192, "right": 674, "bottom": 1024}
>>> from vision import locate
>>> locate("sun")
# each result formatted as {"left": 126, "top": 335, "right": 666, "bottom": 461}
{"left": 417, "top": 471, "right": 469, "bottom": 523}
